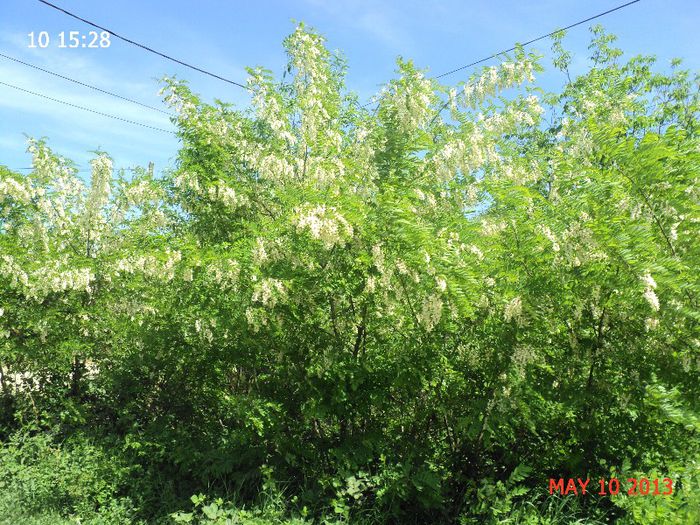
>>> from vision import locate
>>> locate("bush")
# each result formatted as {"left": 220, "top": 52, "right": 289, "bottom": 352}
{"left": 1, "top": 22, "right": 698, "bottom": 524}
{"left": 0, "top": 431, "right": 143, "bottom": 524}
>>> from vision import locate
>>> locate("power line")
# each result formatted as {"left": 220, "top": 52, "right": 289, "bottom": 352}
{"left": 30, "top": 0, "right": 642, "bottom": 123}
{"left": 0, "top": 52, "right": 173, "bottom": 117}
{"left": 361, "top": 0, "right": 642, "bottom": 111}
{"left": 434, "top": 0, "right": 641, "bottom": 79}
{"left": 0, "top": 80, "right": 176, "bottom": 134}
{"left": 34, "top": 0, "right": 643, "bottom": 115}
{"left": 418, "top": 0, "right": 643, "bottom": 122}
{"left": 36, "top": 0, "right": 248, "bottom": 90}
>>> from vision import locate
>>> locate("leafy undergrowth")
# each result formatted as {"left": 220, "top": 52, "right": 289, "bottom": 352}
{"left": 1, "top": 431, "right": 698, "bottom": 524}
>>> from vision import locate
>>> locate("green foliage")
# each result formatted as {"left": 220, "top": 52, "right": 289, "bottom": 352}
{"left": 171, "top": 493, "right": 312, "bottom": 525}
{"left": 611, "top": 460, "right": 700, "bottom": 525}
{"left": 0, "top": 431, "right": 142, "bottom": 524}
{"left": 1, "top": 23, "right": 698, "bottom": 524}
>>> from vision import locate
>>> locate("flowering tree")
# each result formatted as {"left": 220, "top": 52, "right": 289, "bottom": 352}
{"left": 1, "top": 24, "right": 698, "bottom": 523}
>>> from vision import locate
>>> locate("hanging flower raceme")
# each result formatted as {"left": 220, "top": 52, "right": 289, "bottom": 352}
{"left": 641, "top": 272, "right": 660, "bottom": 312}
{"left": 460, "top": 55, "right": 537, "bottom": 109}
{"left": 0, "top": 175, "right": 32, "bottom": 204}
{"left": 293, "top": 204, "right": 354, "bottom": 248}
{"left": 504, "top": 296, "right": 524, "bottom": 324}
{"left": 0, "top": 255, "right": 94, "bottom": 300}
{"left": 380, "top": 61, "right": 435, "bottom": 133}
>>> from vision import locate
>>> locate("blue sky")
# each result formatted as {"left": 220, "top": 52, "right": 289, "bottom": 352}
{"left": 1, "top": 0, "right": 698, "bottom": 176}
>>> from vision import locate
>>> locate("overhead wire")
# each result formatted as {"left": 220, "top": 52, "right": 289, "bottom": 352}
{"left": 34, "top": 0, "right": 642, "bottom": 116}
{"left": 0, "top": 52, "right": 174, "bottom": 117}
{"left": 11, "top": 0, "right": 642, "bottom": 141}
{"left": 422, "top": 0, "right": 642, "bottom": 121}
{"left": 0, "top": 80, "right": 176, "bottom": 134}
{"left": 433, "top": 0, "right": 641, "bottom": 80}
{"left": 36, "top": 0, "right": 249, "bottom": 90}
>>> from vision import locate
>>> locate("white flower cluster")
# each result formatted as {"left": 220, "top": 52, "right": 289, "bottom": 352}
{"left": 206, "top": 116, "right": 233, "bottom": 139}
{"left": 494, "top": 160, "right": 539, "bottom": 186}
{"left": 0, "top": 368, "right": 38, "bottom": 394}
{"left": 372, "top": 244, "right": 385, "bottom": 271}
{"left": 1, "top": 256, "right": 94, "bottom": 300}
{"left": 114, "top": 250, "right": 182, "bottom": 281}
{"left": 84, "top": 359, "right": 100, "bottom": 380}
{"left": 0, "top": 255, "right": 30, "bottom": 288}
{"left": 504, "top": 296, "right": 523, "bottom": 324}
{"left": 573, "top": 89, "right": 631, "bottom": 126}
{"left": 395, "top": 258, "right": 409, "bottom": 275}
{"left": 205, "top": 259, "right": 240, "bottom": 290}
{"left": 247, "top": 149, "right": 295, "bottom": 183}
{"left": 641, "top": 272, "right": 660, "bottom": 312}
{"left": 512, "top": 345, "right": 539, "bottom": 381}
{"left": 194, "top": 318, "right": 215, "bottom": 343}
{"left": 247, "top": 69, "right": 294, "bottom": 142}
{"left": 123, "top": 180, "right": 159, "bottom": 207}
{"left": 557, "top": 219, "right": 607, "bottom": 267}
{"left": 207, "top": 180, "right": 246, "bottom": 209}
{"left": 304, "top": 157, "right": 346, "bottom": 185}
{"left": 244, "top": 307, "right": 268, "bottom": 333}
{"left": 299, "top": 84, "right": 333, "bottom": 145}
{"left": 432, "top": 129, "right": 499, "bottom": 182}
{"left": 468, "top": 245, "right": 484, "bottom": 260}
{"left": 538, "top": 225, "right": 560, "bottom": 252}
{"left": 252, "top": 237, "right": 268, "bottom": 265}
{"left": 294, "top": 204, "right": 353, "bottom": 248}
{"left": 159, "top": 78, "right": 197, "bottom": 118}
{"left": 27, "top": 139, "right": 56, "bottom": 176}
{"left": 40, "top": 266, "right": 94, "bottom": 297}
{"left": 4, "top": 141, "right": 86, "bottom": 249}
{"left": 364, "top": 275, "right": 377, "bottom": 294}
{"left": 481, "top": 220, "right": 507, "bottom": 237}
{"left": 384, "top": 69, "right": 434, "bottom": 131}
{"left": 480, "top": 96, "right": 544, "bottom": 133}
{"left": 371, "top": 244, "right": 394, "bottom": 289}
{"left": 173, "top": 171, "right": 201, "bottom": 193}
{"left": 173, "top": 170, "right": 248, "bottom": 210}
{"left": 563, "top": 128, "right": 595, "bottom": 162}
{"left": 436, "top": 276, "right": 447, "bottom": 293}
{"left": 669, "top": 219, "right": 682, "bottom": 241}
{"left": 645, "top": 317, "right": 659, "bottom": 331}
{"left": 0, "top": 175, "right": 32, "bottom": 204}
{"left": 418, "top": 294, "right": 443, "bottom": 332}
{"left": 285, "top": 28, "right": 339, "bottom": 147}
{"left": 84, "top": 154, "right": 113, "bottom": 231}
{"left": 461, "top": 59, "right": 535, "bottom": 109}
{"left": 251, "top": 277, "right": 286, "bottom": 308}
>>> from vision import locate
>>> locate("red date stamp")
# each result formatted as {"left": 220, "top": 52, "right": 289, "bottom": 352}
{"left": 549, "top": 477, "right": 673, "bottom": 496}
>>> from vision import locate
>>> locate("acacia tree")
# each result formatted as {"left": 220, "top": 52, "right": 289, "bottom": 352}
{"left": 1, "top": 24, "right": 698, "bottom": 522}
